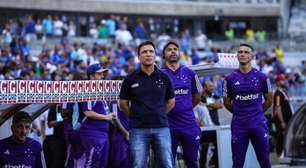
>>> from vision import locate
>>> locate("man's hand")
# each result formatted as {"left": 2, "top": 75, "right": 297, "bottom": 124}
{"left": 281, "top": 122, "right": 287, "bottom": 134}
{"left": 119, "top": 99, "right": 130, "bottom": 116}
{"left": 36, "top": 129, "right": 41, "bottom": 136}
{"left": 166, "top": 98, "right": 175, "bottom": 113}
{"left": 106, "top": 113, "right": 117, "bottom": 121}
{"left": 223, "top": 96, "right": 232, "bottom": 113}
{"left": 124, "top": 132, "right": 129, "bottom": 141}
{"left": 281, "top": 122, "right": 287, "bottom": 129}
{"left": 207, "top": 102, "right": 223, "bottom": 110}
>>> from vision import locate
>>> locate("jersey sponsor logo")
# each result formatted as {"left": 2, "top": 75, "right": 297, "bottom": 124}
{"left": 174, "top": 89, "right": 189, "bottom": 95}
{"left": 3, "top": 164, "right": 32, "bottom": 168}
{"left": 131, "top": 83, "right": 139, "bottom": 88}
{"left": 264, "top": 133, "right": 268, "bottom": 138}
{"left": 3, "top": 149, "right": 10, "bottom": 155}
{"left": 234, "top": 81, "right": 240, "bottom": 85}
{"left": 235, "top": 94, "right": 259, "bottom": 101}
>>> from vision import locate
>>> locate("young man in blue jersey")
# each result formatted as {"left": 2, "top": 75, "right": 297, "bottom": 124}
{"left": 79, "top": 63, "right": 116, "bottom": 168}
{"left": 161, "top": 40, "right": 203, "bottom": 168}
{"left": 0, "top": 112, "right": 45, "bottom": 168}
{"left": 223, "top": 43, "right": 273, "bottom": 168}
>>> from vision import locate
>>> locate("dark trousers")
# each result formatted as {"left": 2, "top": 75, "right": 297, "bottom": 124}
{"left": 43, "top": 135, "right": 66, "bottom": 168}
{"left": 200, "top": 130, "right": 218, "bottom": 168}
{"left": 170, "top": 127, "right": 201, "bottom": 168}
{"left": 275, "top": 121, "right": 286, "bottom": 156}
{"left": 209, "top": 110, "right": 220, "bottom": 126}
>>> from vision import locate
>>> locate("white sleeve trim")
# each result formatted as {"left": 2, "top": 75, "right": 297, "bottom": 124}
{"left": 222, "top": 79, "right": 228, "bottom": 97}
{"left": 266, "top": 78, "right": 272, "bottom": 92}
{"left": 87, "top": 101, "right": 92, "bottom": 110}
{"left": 194, "top": 74, "right": 203, "bottom": 93}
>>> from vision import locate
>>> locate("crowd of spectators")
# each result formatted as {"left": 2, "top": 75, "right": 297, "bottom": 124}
{"left": 0, "top": 14, "right": 306, "bottom": 97}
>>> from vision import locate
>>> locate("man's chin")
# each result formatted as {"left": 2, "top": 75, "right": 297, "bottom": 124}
{"left": 169, "top": 59, "right": 179, "bottom": 63}
{"left": 239, "top": 61, "right": 250, "bottom": 66}
{"left": 14, "top": 138, "right": 26, "bottom": 144}
{"left": 19, "top": 136, "right": 27, "bottom": 142}
{"left": 143, "top": 63, "right": 154, "bottom": 67}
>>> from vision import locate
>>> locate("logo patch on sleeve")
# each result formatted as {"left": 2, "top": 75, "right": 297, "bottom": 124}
{"left": 131, "top": 83, "right": 139, "bottom": 88}
{"left": 4, "top": 149, "right": 10, "bottom": 155}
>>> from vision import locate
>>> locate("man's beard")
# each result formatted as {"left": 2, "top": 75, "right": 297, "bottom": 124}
{"left": 169, "top": 59, "right": 179, "bottom": 63}
{"left": 239, "top": 60, "right": 251, "bottom": 66}
{"left": 166, "top": 55, "right": 179, "bottom": 63}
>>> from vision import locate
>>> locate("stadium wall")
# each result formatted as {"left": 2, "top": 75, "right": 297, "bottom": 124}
{"left": 0, "top": 0, "right": 281, "bottom": 17}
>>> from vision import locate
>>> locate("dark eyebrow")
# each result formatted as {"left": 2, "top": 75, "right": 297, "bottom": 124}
{"left": 141, "top": 49, "right": 154, "bottom": 53}
{"left": 238, "top": 50, "right": 251, "bottom": 54}
{"left": 166, "top": 47, "right": 178, "bottom": 50}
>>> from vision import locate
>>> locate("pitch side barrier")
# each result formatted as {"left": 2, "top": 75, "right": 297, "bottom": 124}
{"left": 0, "top": 53, "right": 242, "bottom": 105}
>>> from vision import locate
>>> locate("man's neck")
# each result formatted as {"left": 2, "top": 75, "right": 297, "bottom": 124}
{"left": 239, "top": 64, "right": 252, "bottom": 74}
{"left": 203, "top": 91, "right": 212, "bottom": 96}
{"left": 166, "top": 62, "right": 180, "bottom": 71}
{"left": 141, "top": 64, "right": 155, "bottom": 75}
{"left": 11, "top": 136, "right": 25, "bottom": 144}
{"left": 278, "top": 86, "right": 286, "bottom": 90}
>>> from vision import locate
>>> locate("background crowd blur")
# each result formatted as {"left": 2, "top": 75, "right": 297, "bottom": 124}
{"left": 1, "top": 13, "right": 306, "bottom": 97}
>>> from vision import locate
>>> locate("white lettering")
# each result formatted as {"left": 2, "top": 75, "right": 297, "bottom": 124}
{"left": 235, "top": 94, "right": 259, "bottom": 101}
{"left": 174, "top": 89, "right": 189, "bottom": 95}
{"left": 4, "top": 164, "right": 32, "bottom": 168}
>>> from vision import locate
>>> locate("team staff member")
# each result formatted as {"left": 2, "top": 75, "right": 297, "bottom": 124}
{"left": 80, "top": 63, "right": 116, "bottom": 168}
{"left": 109, "top": 100, "right": 129, "bottom": 168}
{"left": 223, "top": 43, "right": 273, "bottom": 168}
{"left": 273, "top": 74, "right": 293, "bottom": 157}
{"left": 161, "top": 40, "right": 202, "bottom": 168}
{"left": 201, "top": 80, "right": 223, "bottom": 168}
{"left": 119, "top": 41, "right": 175, "bottom": 168}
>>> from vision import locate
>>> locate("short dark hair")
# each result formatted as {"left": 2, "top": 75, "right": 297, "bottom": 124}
{"left": 137, "top": 41, "right": 155, "bottom": 55}
{"left": 162, "top": 40, "right": 179, "bottom": 57}
{"left": 239, "top": 43, "right": 254, "bottom": 52}
{"left": 73, "top": 72, "right": 86, "bottom": 80}
{"left": 12, "top": 112, "right": 31, "bottom": 124}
